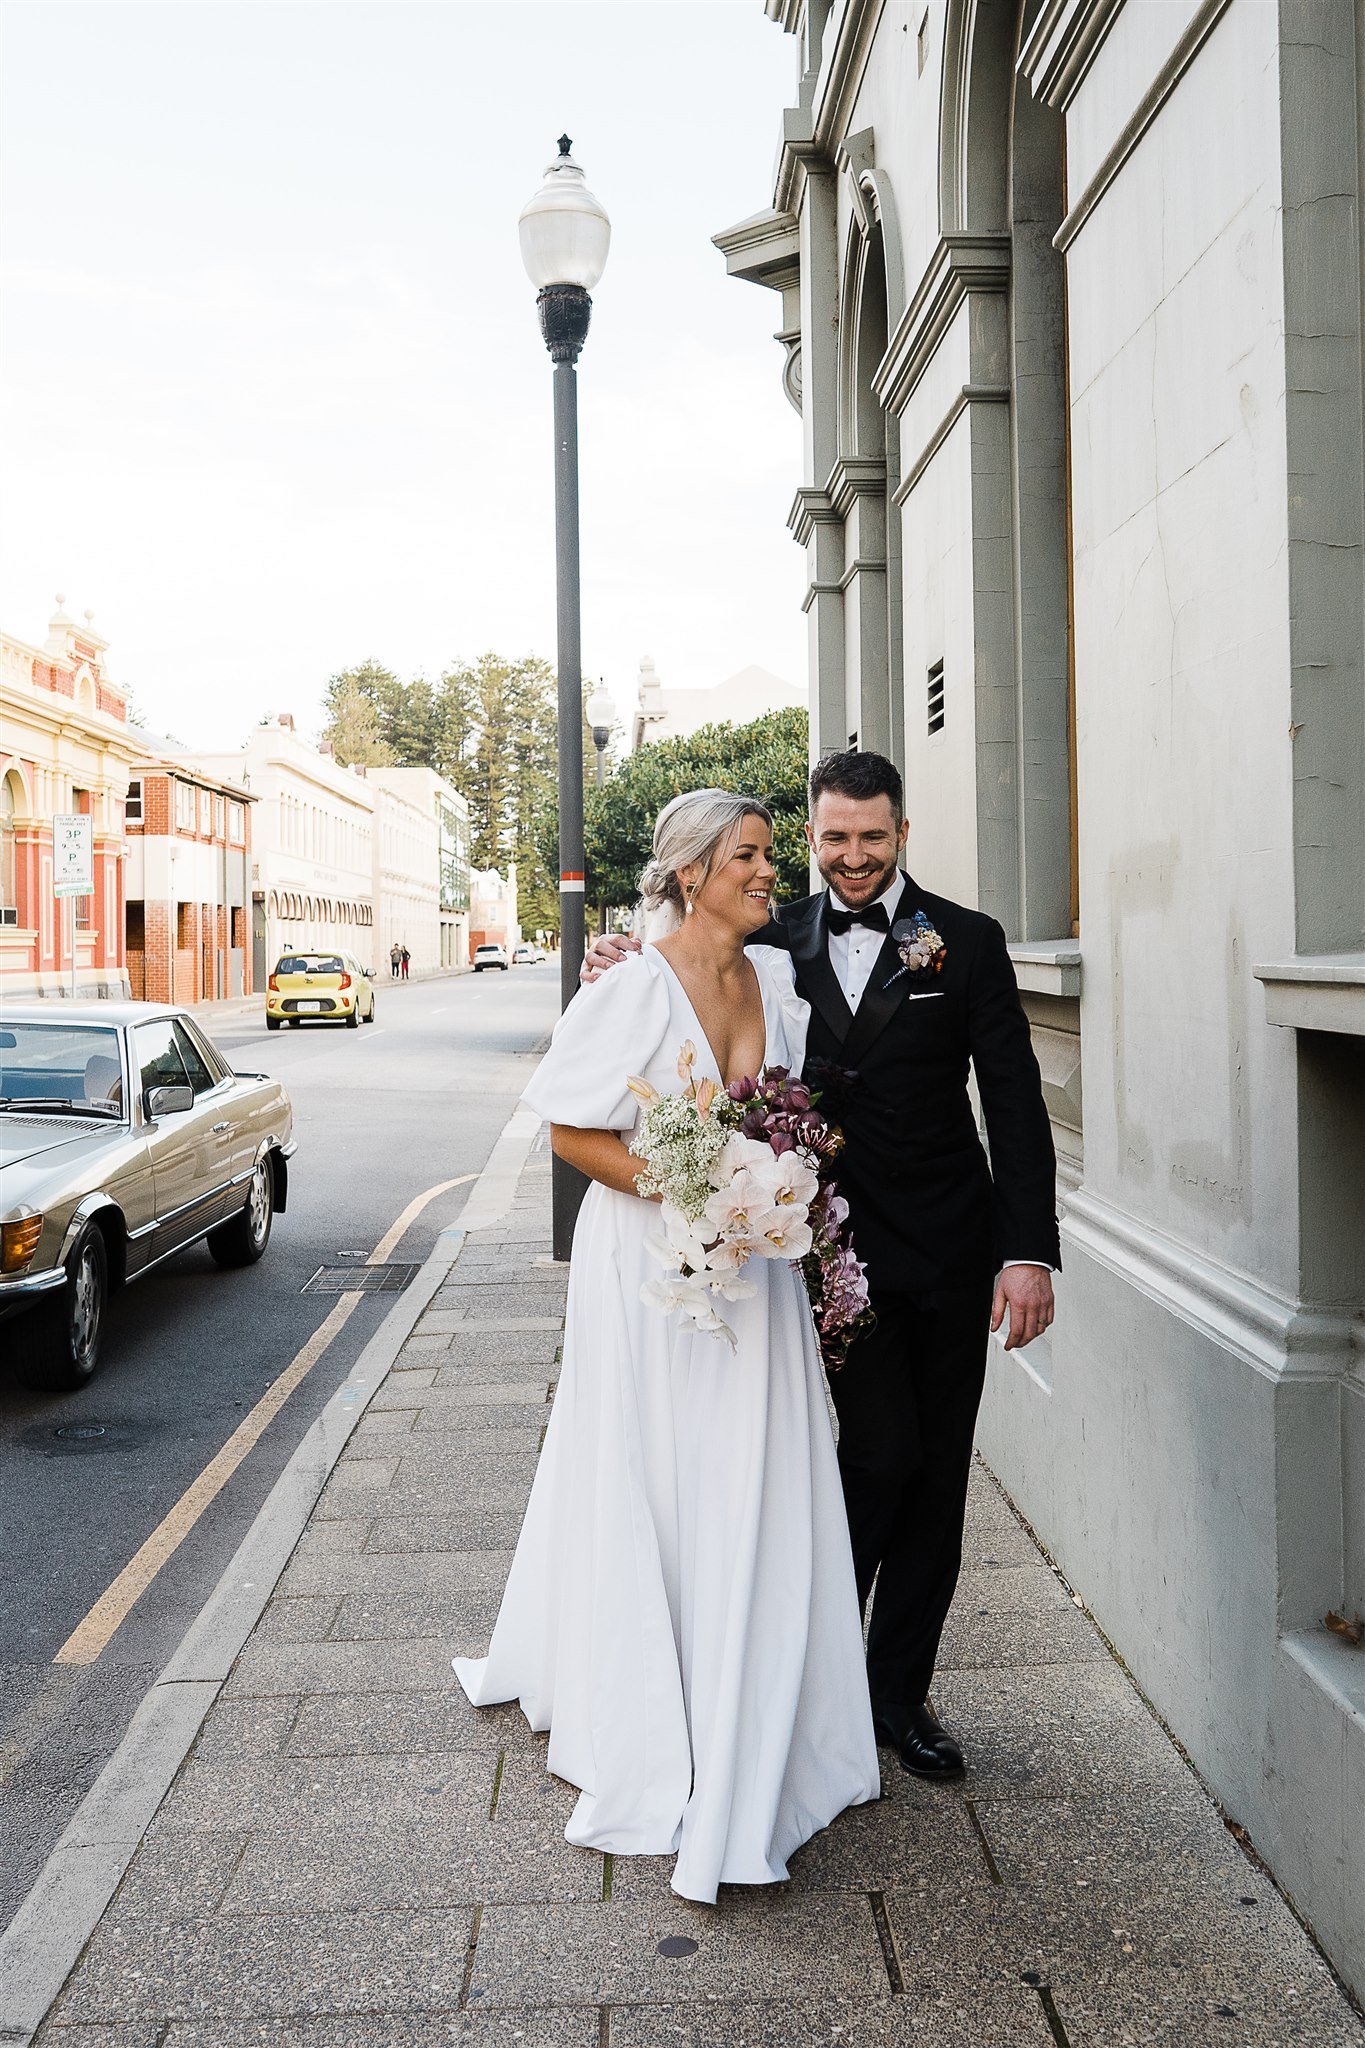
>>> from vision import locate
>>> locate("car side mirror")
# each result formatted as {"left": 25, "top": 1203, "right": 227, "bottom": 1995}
{"left": 145, "top": 1084, "right": 194, "bottom": 1119}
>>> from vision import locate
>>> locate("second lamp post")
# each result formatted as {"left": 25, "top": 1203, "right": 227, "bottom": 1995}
{"left": 519, "top": 136, "right": 610, "bottom": 1259}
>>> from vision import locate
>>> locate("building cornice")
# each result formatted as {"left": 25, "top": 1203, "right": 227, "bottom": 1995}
{"left": 1016, "top": 0, "right": 1124, "bottom": 110}
{"left": 826, "top": 454, "right": 886, "bottom": 519}
{"left": 773, "top": 0, "right": 886, "bottom": 208}
{"left": 1063, "top": 1188, "right": 1363, "bottom": 1388}
{"left": 788, "top": 485, "right": 842, "bottom": 547}
{"left": 1053, "top": 0, "right": 1235, "bottom": 253}
{"left": 712, "top": 208, "right": 800, "bottom": 290}
{"left": 875, "top": 232, "right": 1010, "bottom": 417}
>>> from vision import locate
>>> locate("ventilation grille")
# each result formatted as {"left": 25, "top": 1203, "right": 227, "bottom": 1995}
{"left": 927, "top": 660, "right": 945, "bottom": 736}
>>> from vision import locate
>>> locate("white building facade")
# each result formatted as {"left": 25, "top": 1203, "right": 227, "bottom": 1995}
{"left": 185, "top": 717, "right": 376, "bottom": 984}
{"left": 365, "top": 766, "right": 470, "bottom": 974}
{"left": 629, "top": 656, "right": 806, "bottom": 750}
{"left": 720, "top": 0, "right": 1365, "bottom": 1996}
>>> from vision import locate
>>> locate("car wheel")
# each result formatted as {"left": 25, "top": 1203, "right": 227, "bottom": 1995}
{"left": 266, "top": 1016, "right": 281, "bottom": 1031}
{"left": 365, "top": 1000, "right": 377, "bottom": 1023}
{"left": 345, "top": 1005, "right": 359, "bottom": 1029}
{"left": 16, "top": 1223, "right": 108, "bottom": 1392}
{"left": 208, "top": 1157, "right": 274, "bottom": 1268}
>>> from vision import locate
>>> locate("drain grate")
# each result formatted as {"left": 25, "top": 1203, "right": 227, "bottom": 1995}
{"left": 302, "top": 1263, "right": 421, "bottom": 1296}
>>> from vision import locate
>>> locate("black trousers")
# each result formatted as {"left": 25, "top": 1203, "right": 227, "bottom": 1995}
{"left": 829, "top": 1279, "right": 993, "bottom": 1715}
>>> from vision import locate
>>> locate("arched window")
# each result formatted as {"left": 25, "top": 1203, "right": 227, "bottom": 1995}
{"left": 1, "top": 769, "right": 24, "bottom": 917}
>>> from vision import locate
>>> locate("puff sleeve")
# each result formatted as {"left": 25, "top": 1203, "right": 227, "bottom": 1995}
{"left": 753, "top": 946, "right": 811, "bottom": 1078}
{"left": 520, "top": 952, "right": 672, "bottom": 1132}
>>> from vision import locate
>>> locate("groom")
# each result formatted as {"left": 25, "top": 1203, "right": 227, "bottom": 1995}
{"left": 584, "top": 749, "right": 1059, "bottom": 1778}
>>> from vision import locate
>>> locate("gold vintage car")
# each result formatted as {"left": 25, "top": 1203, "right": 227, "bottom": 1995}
{"left": 0, "top": 1004, "right": 295, "bottom": 1391}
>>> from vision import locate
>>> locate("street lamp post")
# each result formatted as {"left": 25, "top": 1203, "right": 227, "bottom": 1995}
{"left": 520, "top": 135, "right": 610, "bottom": 1260}
{"left": 586, "top": 681, "right": 615, "bottom": 946}
{"left": 587, "top": 681, "right": 615, "bottom": 788}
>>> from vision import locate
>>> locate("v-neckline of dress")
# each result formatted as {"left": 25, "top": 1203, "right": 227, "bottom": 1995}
{"left": 646, "top": 945, "right": 770, "bottom": 1090}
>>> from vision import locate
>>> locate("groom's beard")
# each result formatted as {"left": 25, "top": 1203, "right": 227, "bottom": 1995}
{"left": 818, "top": 855, "right": 902, "bottom": 910}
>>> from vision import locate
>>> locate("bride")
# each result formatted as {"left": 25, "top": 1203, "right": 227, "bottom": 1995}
{"left": 453, "top": 789, "right": 878, "bottom": 1903}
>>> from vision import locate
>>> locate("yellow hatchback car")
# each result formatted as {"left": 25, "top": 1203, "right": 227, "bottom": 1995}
{"left": 265, "top": 951, "right": 377, "bottom": 1031}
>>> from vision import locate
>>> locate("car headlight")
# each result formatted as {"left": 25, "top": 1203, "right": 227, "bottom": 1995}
{"left": 1, "top": 1215, "right": 45, "bottom": 1272}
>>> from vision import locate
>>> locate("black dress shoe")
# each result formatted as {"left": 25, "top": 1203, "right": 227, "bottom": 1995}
{"left": 872, "top": 1701, "right": 965, "bottom": 1779}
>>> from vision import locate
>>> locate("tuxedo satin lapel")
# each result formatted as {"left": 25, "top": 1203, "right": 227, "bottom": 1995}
{"left": 842, "top": 871, "right": 916, "bottom": 1065}
{"left": 789, "top": 897, "right": 853, "bottom": 1043}
{"left": 842, "top": 935, "right": 907, "bottom": 1064}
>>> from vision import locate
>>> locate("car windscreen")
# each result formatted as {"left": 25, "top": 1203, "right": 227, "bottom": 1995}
{"left": 275, "top": 956, "right": 344, "bottom": 975}
{"left": 0, "top": 1022, "right": 126, "bottom": 1114}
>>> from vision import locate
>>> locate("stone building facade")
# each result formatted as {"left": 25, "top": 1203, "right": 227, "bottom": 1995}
{"left": 365, "top": 765, "right": 471, "bottom": 972}
{"left": 184, "top": 718, "right": 376, "bottom": 987}
{"left": 719, "top": 0, "right": 1365, "bottom": 1995}
{"left": 0, "top": 600, "right": 146, "bottom": 999}
{"left": 123, "top": 765, "right": 254, "bottom": 1003}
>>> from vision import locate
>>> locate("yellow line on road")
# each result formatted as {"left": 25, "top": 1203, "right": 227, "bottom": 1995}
{"left": 52, "top": 1294, "right": 362, "bottom": 1667}
{"left": 369, "top": 1174, "right": 475, "bottom": 1263}
{"left": 52, "top": 1172, "right": 478, "bottom": 1668}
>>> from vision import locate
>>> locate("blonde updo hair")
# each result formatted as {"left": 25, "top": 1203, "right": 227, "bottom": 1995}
{"left": 635, "top": 788, "right": 776, "bottom": 939}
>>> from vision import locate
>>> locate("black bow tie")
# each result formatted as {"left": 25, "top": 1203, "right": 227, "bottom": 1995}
{"left": 826, "top": 901, "right": 890, "bottom": 937}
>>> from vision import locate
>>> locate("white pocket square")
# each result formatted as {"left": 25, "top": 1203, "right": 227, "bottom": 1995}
{"left": 905, "top": 991, "right": 946, "bottom": 1001}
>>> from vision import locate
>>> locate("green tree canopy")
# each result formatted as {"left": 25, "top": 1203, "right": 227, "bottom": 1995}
{"left": 544, "top": 705, "right": 810, "bottom": 917}
{"left": 320, "top": 653, "right": 566, "bottom": 938}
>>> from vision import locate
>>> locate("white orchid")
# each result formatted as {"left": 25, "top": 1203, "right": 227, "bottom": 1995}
{"left": 646, "top": 1203, "right": 714, "bottom": 1272}
{"left": 707, "top": 1133, "right": 776, "bottom": 1190}
{"left": 748, "top": 1147, "right": 819, "bottom": 1211}
{"left": 756, "top": 1209, "right": 815, "bottom": 1261}
{"left": 702, "top": 1169, "right": 779, "bottom": 1245}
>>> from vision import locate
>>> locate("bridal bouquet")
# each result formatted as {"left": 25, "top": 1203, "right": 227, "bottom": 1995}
{"left": 627, "top": 1044, "right": 874, "bottom": 1367}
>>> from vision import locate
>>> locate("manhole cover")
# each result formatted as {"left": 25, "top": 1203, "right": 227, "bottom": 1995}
{"left": 656, "top": 1936, "right": 699, "bottom": 1959}
{"left": 54, "top": 1424, "right": 107, "bottom": 1441}
{"left": 301, "top": 1264, "right": 421, "bottom": 1296}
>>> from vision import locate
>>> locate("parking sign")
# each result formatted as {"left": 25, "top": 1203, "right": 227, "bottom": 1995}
{"left": 53, "top": 813, "right": 94, "bottom": 897}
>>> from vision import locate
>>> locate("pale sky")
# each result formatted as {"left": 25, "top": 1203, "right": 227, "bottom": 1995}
{"left": 1, "top": 0, "right": 804, "bottom": 750}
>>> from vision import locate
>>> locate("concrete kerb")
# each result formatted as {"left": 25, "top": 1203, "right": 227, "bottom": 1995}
{"left": 0, "top": 1101, "right": 546, "bottom": 2048}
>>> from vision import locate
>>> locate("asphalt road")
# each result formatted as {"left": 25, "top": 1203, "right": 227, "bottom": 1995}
{"left": 0, "top": 961, "right": 560, "bottom": 1933}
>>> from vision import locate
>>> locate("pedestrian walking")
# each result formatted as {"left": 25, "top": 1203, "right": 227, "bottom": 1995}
{"left": 400, "top": 945, "right": 411, "bottom": 980}
{"left": 390, "top": 943, "right": 401, "bottom": 978}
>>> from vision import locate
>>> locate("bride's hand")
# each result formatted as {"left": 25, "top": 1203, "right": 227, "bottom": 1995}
{"left": 581, "top": 934, "right": 642, "bottom": 986}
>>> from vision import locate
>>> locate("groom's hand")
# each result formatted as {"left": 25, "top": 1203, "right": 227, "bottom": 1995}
{"left": 991, "top": 1265, "right": 1055, "bottom": 1351}
{"left": 581, "top": 933, "right": 642, "bottom": 986}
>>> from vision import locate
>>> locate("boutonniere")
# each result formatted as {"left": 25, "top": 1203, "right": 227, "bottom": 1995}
{"left": 882, "top": 911, "right": 947, "bottom": 991}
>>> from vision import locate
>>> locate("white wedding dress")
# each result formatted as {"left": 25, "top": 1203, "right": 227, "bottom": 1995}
{"left": 452, "top": 944, "right": 878, "bottom": 1903}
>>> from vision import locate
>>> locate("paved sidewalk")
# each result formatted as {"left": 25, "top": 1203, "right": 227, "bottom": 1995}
{"left": 28, "top": 1136, "right": 1365, "bottom": 2048}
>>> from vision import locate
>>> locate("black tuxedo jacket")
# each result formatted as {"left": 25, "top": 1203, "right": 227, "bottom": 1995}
{"left": 747, "top": 876, "right": 1060, "bottom": 1294}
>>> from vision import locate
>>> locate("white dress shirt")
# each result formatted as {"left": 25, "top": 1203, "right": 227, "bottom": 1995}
{"left": 826, "top": 873, "right": 906, "bottom": 1012}
{"left": 822, "top": 874, "right": 1051, "bottom": 1280}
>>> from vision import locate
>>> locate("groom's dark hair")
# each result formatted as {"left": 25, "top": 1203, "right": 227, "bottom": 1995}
{"left": 809, "top": 748, "right": 904, "bottom": 819}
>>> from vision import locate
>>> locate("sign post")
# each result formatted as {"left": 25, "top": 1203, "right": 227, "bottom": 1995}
{"left": 53, "top": 813, "right": 94, "bottom": 1000}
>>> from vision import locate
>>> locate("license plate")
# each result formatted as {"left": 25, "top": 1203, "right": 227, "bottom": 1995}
{"left": 298, "top": 1000, "right": 324, "bottom": 1012}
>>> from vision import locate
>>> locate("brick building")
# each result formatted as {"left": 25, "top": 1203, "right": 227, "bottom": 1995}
{"left": 0, "top": 597, "right": 149, "bottom": 999}
{"left": 123, "top": 763, "right": 254, "bottom": 1003}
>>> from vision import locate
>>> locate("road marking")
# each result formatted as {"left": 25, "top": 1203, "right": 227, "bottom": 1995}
{"left": 52, "top": 1294, "right": 362, "bottom": 1668}
{"left": 51, "top": 1172, "right": 476, "bottom": 1669}
{"left": 369, "top": 1173, "right": 475, "bottom": 1262}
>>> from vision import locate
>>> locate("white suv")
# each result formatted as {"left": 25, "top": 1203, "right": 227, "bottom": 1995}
{"left": 473, "top": 943, "right": 509, "bottom": 972}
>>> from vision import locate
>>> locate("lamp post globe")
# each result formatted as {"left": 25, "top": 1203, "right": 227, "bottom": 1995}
{"left": 587, "top": 681, "right": 616, "bottom": 778}
{"left": 520, "top": 138, "right": 611, "bottom": 364}
{"left": 523, "top": 137, "right": 609, "bottom": 1258}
